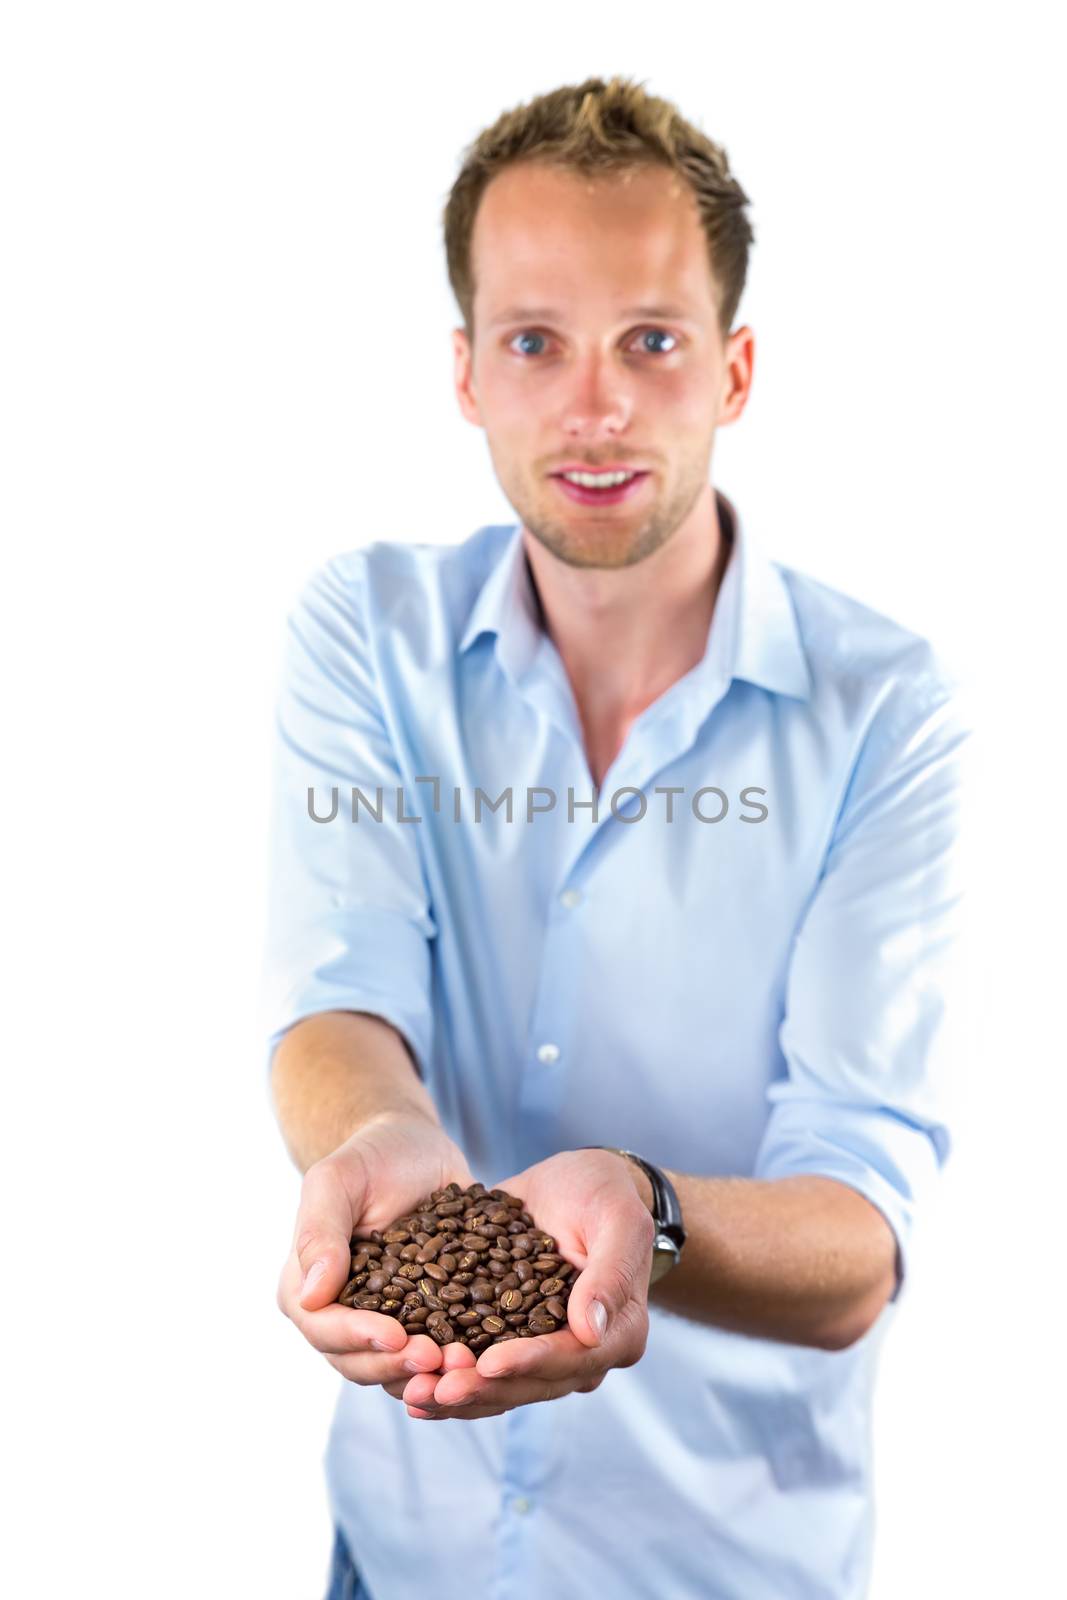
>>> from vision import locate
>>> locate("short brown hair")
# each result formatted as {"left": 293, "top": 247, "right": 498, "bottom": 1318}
{"left": 442, "top": 74, "right": 754, "bottom": 344}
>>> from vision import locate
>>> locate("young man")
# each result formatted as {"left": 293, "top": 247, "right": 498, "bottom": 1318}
{"left": 265, "top": 76, "right": 969, "bottom": 1600}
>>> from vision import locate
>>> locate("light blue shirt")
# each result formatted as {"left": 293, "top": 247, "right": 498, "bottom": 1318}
{"left": 262, "top": 489, "right": 970, "bottom": 1600}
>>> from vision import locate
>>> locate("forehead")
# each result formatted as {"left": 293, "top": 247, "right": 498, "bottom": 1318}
{"left": 471, "top": 161, "right": 717, "bottom": 320}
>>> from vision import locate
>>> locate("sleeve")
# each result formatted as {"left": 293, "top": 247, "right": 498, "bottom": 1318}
{"left": 259, "top": 553, "right": 437, "bottom": 1082}
{"left": 752, "top": 665, "right": 974, "bottom": 1304}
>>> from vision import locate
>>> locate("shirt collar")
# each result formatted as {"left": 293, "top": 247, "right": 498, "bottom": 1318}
{"left": 458, "top": 489, "right": 811, "bottom": 703}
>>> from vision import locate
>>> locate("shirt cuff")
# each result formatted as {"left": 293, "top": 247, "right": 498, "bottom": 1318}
{"left": 752, "top": 1096, "right": 947, "bottom": 1304}
{"left": 262, "top": 905, "right": 434, "bottom": 1084}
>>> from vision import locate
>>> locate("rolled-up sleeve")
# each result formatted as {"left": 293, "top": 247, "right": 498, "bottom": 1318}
{"left": 753, "top": 666, "right": 973, "bottom": 1303}
{"left": 260, "top": 554, "right": 437, "bottom": 1079}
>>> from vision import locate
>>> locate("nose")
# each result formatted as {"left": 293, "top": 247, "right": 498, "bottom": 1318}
{"left": 559, "top": 348, "right": 634, "bottom": 441}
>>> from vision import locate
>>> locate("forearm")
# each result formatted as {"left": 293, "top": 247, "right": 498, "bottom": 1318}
{"left": 623, "top": 1163, "right": 899, "bottom": 1351}
{"left": 271, "top": 1010, "right": 442, "bottom": 1173}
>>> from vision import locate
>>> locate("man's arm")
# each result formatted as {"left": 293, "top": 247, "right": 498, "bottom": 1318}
{"left": 620, "top": 1162, "right": 897, "bottom": 1351}
{"left": 272, "top": 1010, "right": 442, "bottom": 1173}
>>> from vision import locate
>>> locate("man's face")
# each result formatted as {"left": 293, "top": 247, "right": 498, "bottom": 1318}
{"left": 452, "top": 160, "right": 752, "bottom": 570}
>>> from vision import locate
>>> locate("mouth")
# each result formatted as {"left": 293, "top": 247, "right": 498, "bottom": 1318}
{"left": 549, "top": 470, "right": 651, "bottom": 508}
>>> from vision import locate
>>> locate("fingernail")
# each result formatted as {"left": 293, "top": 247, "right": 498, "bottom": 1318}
{"left": 301, "top": 1261, "right": 326, "bottom": 1297}
{"left": 403, "top": 1359, "right": 425, "bottom": 1373}
{"left": 589, "top": 1299, "right": 608, "bottom": 1341}
{"left": 371, "top": 1339, "right": 402, "bottom": 1352}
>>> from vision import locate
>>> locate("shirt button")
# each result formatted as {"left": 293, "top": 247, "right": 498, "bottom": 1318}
{"left": 559, "top": 887, "right": 583, "bottom": 908}
{"left": 512, "top": 1496, "right": 532, "bottom": 1515}
{"left": 536, "top": 1043, "right": 560, "bottom": 1064}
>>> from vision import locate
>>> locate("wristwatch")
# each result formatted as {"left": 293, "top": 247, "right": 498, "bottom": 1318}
{"left": 581, "top": 1146, "right": 687, "bottom": 1286}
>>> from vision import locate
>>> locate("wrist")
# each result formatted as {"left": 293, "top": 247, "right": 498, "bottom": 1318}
{"left": 614, "top": 1151, "right": 655, "bottom": 1214}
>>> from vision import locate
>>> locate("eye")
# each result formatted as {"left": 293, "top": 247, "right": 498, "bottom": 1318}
{"left": 506, "top": 326, "right": 680, "bottom": 358}
{"left": 634, "top": 328, "right": 678, "bottom": 355}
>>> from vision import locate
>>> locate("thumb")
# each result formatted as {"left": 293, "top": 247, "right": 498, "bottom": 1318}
{"left": 294, "top": 1157, "right": 367, "bottom": 1310}
{"left": 571, "top": 1202, "right": 654, "bottom": 1349}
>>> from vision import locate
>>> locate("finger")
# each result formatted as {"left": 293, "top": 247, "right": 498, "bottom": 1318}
{"left": 566, "top": 1199, "right": 655, "bottom": 1350}
{"left": 288, "top": 1158, "right": 370, "bottom": 1312}
{"left": 438, "top": 1341, "right": 476, "bottom": 1372}
{"left": 285, "top": 1303, "right": 411, "bottom": 1357}
{"left": 428, "top": 1370, "right": 564, "bottom": 1411}
{"left": 402, "top": 1371, "right": 441, "bottom": 1409}
{"left": 321, "top": 1334, "right": 447, "bottom": 1388}
{"left": 326, "top": 1349, "right": 421, "bottom": 1387}
{"left": 476, "top": 1327, "right": 595, "bottom": 1381}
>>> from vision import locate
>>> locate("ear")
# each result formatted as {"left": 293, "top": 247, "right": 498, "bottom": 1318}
{"left": 718, "top": 324, "right": 755, "bottom": 427}
{"left": 452, "top": 326, "right": 483, "bottom": 428}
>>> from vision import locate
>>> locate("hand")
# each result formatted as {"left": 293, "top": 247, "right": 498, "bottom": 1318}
{"left": 384, "top": 1148, "right": 655, "bottom": 1420}
{"left": 276, "top": 1111, "right": 476, "bottom": 1393}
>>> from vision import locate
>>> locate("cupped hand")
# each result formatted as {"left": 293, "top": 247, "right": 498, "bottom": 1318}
{"left": 276, "top": 1111, "right": 476, "bottom": 1393}
{"left": 382, "top": 1148, "right": 655, "bottom": 1420}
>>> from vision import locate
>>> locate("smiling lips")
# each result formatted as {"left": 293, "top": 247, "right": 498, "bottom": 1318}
{"left": 550, "top": 469, "right": 650, "bottom": 507}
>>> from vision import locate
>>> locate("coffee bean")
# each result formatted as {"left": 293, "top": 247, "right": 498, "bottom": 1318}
{"left": 334, "top": 1182, "right": 577, "bottom": 1351}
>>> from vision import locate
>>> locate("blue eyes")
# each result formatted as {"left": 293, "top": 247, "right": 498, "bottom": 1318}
{"left": 508, "top": 328, "right": 679, "bottom": 358}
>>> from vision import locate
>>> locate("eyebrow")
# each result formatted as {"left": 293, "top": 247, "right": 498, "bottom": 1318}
{"left": 487, "top": 303, "right": 697, "bottom": 327}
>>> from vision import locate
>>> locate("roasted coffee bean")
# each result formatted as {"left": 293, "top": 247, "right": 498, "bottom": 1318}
{"left": 334, "top": 1181, "right": 577, "bottom": 1350}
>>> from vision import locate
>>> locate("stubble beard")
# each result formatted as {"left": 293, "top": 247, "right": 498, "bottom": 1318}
{"left": 507, "top": 459, "right": 710, "bottom": 571}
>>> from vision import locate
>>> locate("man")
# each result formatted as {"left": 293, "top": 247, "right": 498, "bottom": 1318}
{"left": 264, "top": 76, "right": 969, "bottom": 1600}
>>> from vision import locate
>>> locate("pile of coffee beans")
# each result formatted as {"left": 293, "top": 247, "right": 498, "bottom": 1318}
{"left": 337, "top": 1181, "right": 575, "bottom": 1350}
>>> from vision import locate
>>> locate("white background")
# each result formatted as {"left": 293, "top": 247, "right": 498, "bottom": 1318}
{"left": 2, "top": 4, "right": 1063, "bottom": 1596}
